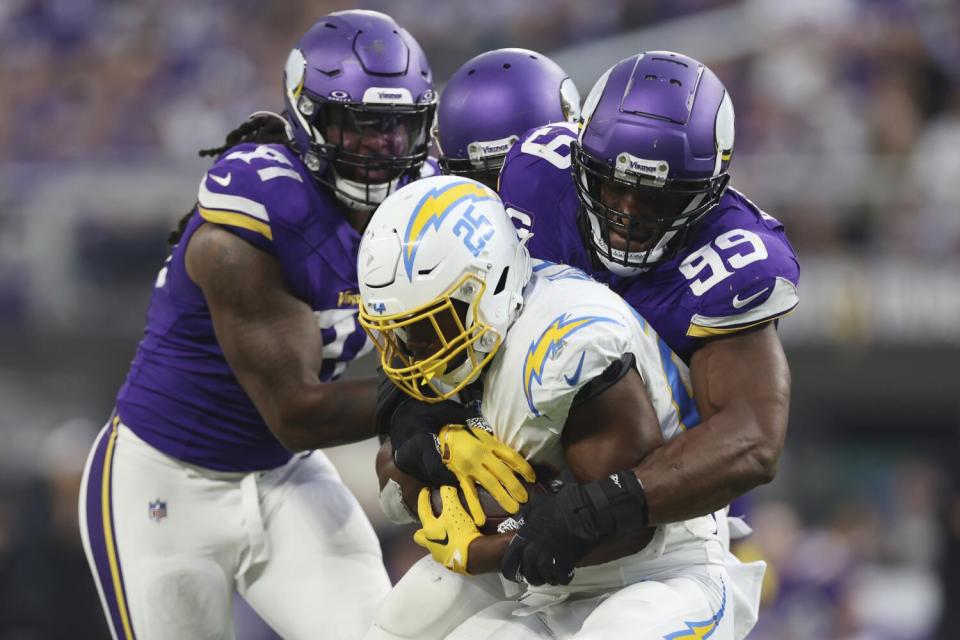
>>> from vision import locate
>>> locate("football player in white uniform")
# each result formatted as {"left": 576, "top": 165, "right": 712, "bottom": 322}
{"left": 358, "top": 175, "right": 762, "bottom": 639}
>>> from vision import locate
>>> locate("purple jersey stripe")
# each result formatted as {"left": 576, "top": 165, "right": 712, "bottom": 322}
{"left": 84, "top": 417, "right": 137, "bottom": 639}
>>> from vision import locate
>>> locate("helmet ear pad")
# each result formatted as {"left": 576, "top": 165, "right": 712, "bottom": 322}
{"left": 575, "top": 51, "right": 735, "bottom": 270}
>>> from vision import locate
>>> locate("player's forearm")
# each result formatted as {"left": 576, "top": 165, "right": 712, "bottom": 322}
{"left": 579, "top": 528, "right": 657, "bottom": 566}
{"left": 632, "top": 405, "right": 786, "bottom": 524}
{"left": 467, "top": 530, "right": 649, "bottom": 576}
{"left": 465, "top": 522, "right": 648, "bottom": 575}
{"left": 633, "top": 325, "right": 791, "bottom": 524}
{"left": 271, "top": 377, "right": 378, "bottom": 450}
{"left": 467, "top": 533, "right": 513, "bottom": 574}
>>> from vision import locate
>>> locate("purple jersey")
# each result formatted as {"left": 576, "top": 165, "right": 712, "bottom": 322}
{"left": 500, "top": 124, "right": 800, "bottom": 364}
{"left": 116, "top": 143, "right": 372, "bottom": 471}
{"left": 498, "top": 123, "right": 593, "bottom": 270}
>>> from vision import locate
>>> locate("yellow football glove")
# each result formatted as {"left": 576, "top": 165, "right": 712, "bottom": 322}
{"left": 413, "top": 486, "right": 481, "bottom": 575}
{"left": 437, "top": 421, "right": 537, "bottom": 527}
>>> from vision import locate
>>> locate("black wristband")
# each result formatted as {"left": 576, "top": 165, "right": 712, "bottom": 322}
{"left": 585, "top": 471, "right": 648, "bottom": 537}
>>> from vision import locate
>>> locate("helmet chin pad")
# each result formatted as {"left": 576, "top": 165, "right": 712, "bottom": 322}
{"left": 329, "top": 170, "right": 400, "bottom": 211}
{"left": 584, "top": 208, "right": 674, "bottom": 275}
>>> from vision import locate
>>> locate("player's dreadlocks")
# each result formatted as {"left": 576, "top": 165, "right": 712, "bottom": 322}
{"left": 168, "top": 112, "right": 294, "bottom": 245}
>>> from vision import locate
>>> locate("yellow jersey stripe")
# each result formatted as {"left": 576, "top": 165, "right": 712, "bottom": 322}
{"left": 686, "top": 307, "right": 796, "bottom": 338}
{"left": 198, "top": 206, "right": 274, "bottom": 241}
{"left": 198, "top": 178, "right": 270, "bottom": 222}
{"left": 102, "top": 416, "right": 135, "bottom": 639}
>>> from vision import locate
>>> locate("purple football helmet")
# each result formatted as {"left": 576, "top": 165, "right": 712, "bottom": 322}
{"left": 434, "top": 49, "right": 580, "bottom": 189}
{"left": 283, "top": 10, "right": 436, "bottom": 210}
{"left": 574, "top": 51, "right": 735, "bottom": 275}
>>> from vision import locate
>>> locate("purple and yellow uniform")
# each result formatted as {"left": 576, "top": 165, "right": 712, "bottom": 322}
{"left": 116, "top": 143, "right": 372, "bottom": 471}
{"left": 80, "top": 12, "right": 437, "bottom": 639}
{"left": 499, "top": 123, "right": 800, "bottom": 364}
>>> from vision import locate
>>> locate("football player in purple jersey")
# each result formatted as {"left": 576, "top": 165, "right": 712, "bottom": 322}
{"left": 432, "top": 48, "right": 580, "bottom": 189}
{"left": 77, "top": 11, "right": 436, "bottom": 639}
{"left": 495, "top": 51, "right": 799, "bottom": 589}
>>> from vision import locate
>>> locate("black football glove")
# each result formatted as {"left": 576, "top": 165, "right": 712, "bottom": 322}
{"left": 388, "top": 397, "right": 479, "bottom": 487}
{"left": 501, "top": 471, "right": 648, "bottom": 586}
{"left": 500, "top": 488, "right": 594, "bottom": 586}
{"left": 393, "top": 431, "right": 457, "bottom": 487}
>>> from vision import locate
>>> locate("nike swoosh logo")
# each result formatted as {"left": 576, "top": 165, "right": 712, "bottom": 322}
{"left": 732, "top": 287, "right": 769, "bottom": 309}
{"left": 432, "top": 533, "right": 449, "bottom": 545}
{"left": 209, "top": 172, "right": 232, "bottom": 187}
{"left": 564, "top": 352, "right": 587, "bottom": 386}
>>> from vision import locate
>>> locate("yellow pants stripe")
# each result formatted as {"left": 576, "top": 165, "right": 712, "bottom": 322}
{"left": 102, "top": 416, "right": 136, "bottom": 639}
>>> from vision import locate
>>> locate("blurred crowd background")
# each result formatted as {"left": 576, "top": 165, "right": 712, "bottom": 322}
{"left": 1, "top": 0, "right": 959, "bottom": 638}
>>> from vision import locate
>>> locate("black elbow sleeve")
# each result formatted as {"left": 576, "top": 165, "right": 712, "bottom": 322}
{"left": 571, "top": 353, "right": 637, "bottom": 408}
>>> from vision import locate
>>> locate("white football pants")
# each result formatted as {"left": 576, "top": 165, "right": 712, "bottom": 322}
{"left": 79, "top": 418, "right": 390, "bottom": 640}
{"left": 446, "top": 563, "right": 737, "bottom": 639}
{"left": 366, "top": 512, "right": 764, "bottom": 640}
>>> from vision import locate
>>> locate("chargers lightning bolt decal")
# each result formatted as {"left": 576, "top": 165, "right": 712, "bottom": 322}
{"left": 402, "top": 180, "right": 493, "bottom": 280}
{"left": 663, "top": 578, "right": 727, "bottom": 639}
{"left": 522, "top": 313, "right": 617, "bottom": 416}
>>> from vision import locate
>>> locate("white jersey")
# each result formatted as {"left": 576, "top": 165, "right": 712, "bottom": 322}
{"left": 368, "top": 263, "right": 764, "bottom": 640}
{"left": 479, "top": 261, "right": 724, "bottom": 591}
{"left": 482, "top": 261, "right": 690, "bottom": 466}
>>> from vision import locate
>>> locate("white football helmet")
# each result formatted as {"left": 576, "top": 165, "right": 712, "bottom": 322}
{"left": 358, "top": 175, "right": 531, "bottom": 402}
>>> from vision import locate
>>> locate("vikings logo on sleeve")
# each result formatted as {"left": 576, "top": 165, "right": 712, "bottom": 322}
{"left": 522, "top": 313, "right": 619, "bottom": 416}
{"left": 402, "top": 180, "right": 495, "bottom": 280}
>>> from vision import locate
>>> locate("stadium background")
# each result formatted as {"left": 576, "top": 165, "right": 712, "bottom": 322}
{"left": 1, "top": 0, "right": 958, "bottom": 637}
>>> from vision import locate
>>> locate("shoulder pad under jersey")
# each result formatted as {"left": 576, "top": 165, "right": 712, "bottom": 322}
{"left": 682, "top": 188, "right": 800, "bottom": 338}
{"left": 196, "top": 143, "right": 312, "bottom": 253}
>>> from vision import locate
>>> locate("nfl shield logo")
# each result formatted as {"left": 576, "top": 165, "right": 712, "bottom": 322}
{"left": 148, "top": 499, "right": 167, "bottom": 522}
